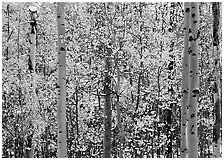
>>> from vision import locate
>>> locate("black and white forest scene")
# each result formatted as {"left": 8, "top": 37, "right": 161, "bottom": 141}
{"left": 1, "top": 1, "right": 222, "bottom": 158}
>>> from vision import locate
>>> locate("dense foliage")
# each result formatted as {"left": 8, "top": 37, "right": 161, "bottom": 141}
{"left": 1, "top": 2, "right": 222, "bottom": 158}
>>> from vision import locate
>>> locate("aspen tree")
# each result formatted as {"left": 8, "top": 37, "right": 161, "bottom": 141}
{"left": 187, "top": 2, "right": 199, "bottom": 158}
{"left": 114, "top": 4, "right": 126, "bottom": 157}
{"left": 115, "top": 50, "right": 124, "bottom": 158}
{"left": 27, "top": 5, "right": 38, "bottom": 158}
{"left": 28, "top": 5, "right": 37, "bottom": 74}
{"left": 181, "top": 2, "right": 190, "bottom": 158}
{"left": 56, "top": 2, "right": 67, "bottom": 157}
{"left": 103, "top": 44, "right": 112, "bottom": 158}
{"left": 212, "top": 2, "right": 221, "bottom": 158}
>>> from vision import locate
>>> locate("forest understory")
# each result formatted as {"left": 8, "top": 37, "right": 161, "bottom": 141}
{"left": 1, "top": 2, "right": 222, "bottom": 158}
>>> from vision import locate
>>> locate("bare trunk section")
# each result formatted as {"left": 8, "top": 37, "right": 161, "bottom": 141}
{"left": 187, "top": 2, "right": 199, "bottom": 158}
{"left": 212, "top": 2, "right": 221, "bottom": 158}
{"left": 115, "top": 50, "right": 124, "bottom": 158}
{"left": 75, "top": 86, "right": 79, "bottom": 143}
{"left": 103, "top": 45, "right": 112, "bottom": 158}
{"left": 6, "top": 4, "right": 10, "bottom": 60}
{"left": 165, "top": 108, "right": 172, "bottom": 158}
{"left": 135, "top": 69, "right": 142, "bottom": 112}
{"left": 129, "top": 68, "right": 134, "bottom": 103}
{"left": 27, "top": 5, "right": 38, "bottom": 158}
{"left": 56, "top": 2, "right": 67, "bottom": 158}
{"left": 181, "top": 2, "right": 190, "bottom": 158}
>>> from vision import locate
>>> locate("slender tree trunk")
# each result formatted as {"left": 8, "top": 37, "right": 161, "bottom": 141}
{"left": 187, "top": 2, "right": 199, "bottom": 158}
{"left": 97, "top": 89, "right": 101, "bottom": 111}
{"left": 43, "top": 57, "right": 49, "bottom": 158}
{"left": 115, "top": 51, "right": 124, "bottom": 158}
{"left": 26, "top": 133, "right": 33, "bottom": 158}
{"left": 45, "top": 125, "right": 49, "bottom": 158}
{"left": 30, "top": 20, "right": 36, "bottom": 74}
{"left": 6, "top": 4, "right": 10, "bottom": 60}
{"left": 115, "top": 5, "right": 126, "bottom": 157}
{"left": 103, "top": 45, "right": 112, "bottom": 158}
{"left": 27, "top": 5, "right": 38, "bottom": 158}
{"left": 165, "top": 108, "right": 172, "bottom": 158}
{"left": 181, "top": 2, "right": 190, "bottom": 158}
{"left": 75, "top": 86, "right": 79, "bottom": 144}
{"left": 129, "top": 68, "right": 134, "bottom": 103}
{"left": 56, "top": 2, "right": 67, "bottom": 157}
{"left": 135, "top": 70, "right": 141, "bottom": 112}
{"left": 212, "top": 2, "right": 221, "bottom": 158}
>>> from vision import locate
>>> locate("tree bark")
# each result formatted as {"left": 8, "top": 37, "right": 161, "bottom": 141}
{"left": 103, "top": 45, "right": 112, "bottom": 158}
{"left": 187, "top": 2, "right": 199, "bottom": 158}
{"left": 75, "top": 86, "right": 79, "bottom": 145}
{"left": 181, "top": 2, "right": 190, "bottom": 158}
{"left": 135, "top": 69, "right": 142, "bottom": 112}
{"left": 165, "top": 108, "right": 172, "bottom": 158}
{"left": 129, "top": 67, "right": 134, "bottom": 103}
{"left": 27, "top": 5, "right": 38, "bottom": 158}
{"left": 56, "top": 2, "right": 67, "bottom": 158}
{"left": 212, "top": 2, "right": 221, "bottom": 158}
{"left": 115, "top": 50, "right": 124, "bottom": 158}
{"left": 6, "top": 4, "right": 10, "bottom": 60}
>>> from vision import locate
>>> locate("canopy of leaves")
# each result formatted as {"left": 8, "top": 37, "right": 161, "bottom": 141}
{"left": 2, "top": 2, "right": 222, "bottom": 158}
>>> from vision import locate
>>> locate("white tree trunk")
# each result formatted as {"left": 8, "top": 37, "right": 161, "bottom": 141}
{"left": 187, "top": 2, "right": 199, "bottom": 158}
{"left": 212, "top": 2, "right": 221, "bottom": 158}
{"left": 56, "top": 2, "right": 67, "bottom": 158}
{"left": 181, "top": 2, "right": 190, "bottom": 158}
{"left": 30, "top": 23, "right": 36, "bottom": 159}
{"left": 28, "top": 6, "right": 37, "bottom": 157}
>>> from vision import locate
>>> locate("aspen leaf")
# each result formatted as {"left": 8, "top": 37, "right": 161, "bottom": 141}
{"left": 162, "top": 50, "right": 169, "bottom": 60}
